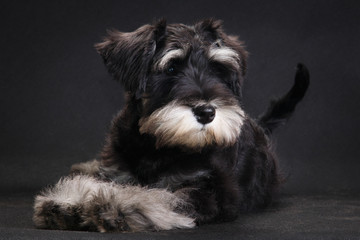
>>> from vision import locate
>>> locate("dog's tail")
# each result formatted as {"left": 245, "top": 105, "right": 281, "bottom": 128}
{"left": 258, "top": 63, "right": 310, "bottom": 134}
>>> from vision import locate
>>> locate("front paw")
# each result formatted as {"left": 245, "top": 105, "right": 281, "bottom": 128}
{"left": 33, "top": 175, "right": 195, "bottom": 232}
{"left": 33, "top": 196, "right": 84, "bottom": 230}
{"left": 82, "top": 194, "right": 131, "bottom": 232}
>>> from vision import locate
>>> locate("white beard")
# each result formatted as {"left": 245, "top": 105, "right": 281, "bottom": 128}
{"left": 139, "top": 99, "right": 245, "bottom": 149}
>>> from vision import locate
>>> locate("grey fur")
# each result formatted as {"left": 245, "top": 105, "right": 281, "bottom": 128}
{"left": 70, "top": 159, "right": 100, "bottom": 176}
{"left": 33, "top": 175, "right": 195, "bottom": 232}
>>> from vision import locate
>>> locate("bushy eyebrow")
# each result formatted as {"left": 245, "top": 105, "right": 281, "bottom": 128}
{"left": 208, "top": 46, "right": 240, "bottom": 71}
{"left": 155, "top": 49, "right": 186, "bottom": 71}
{"left": 154, "top": 45, "right": 240, "bottom": 72}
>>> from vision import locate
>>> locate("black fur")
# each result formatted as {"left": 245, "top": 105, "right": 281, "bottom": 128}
{"left": 259, "top": 63, "right": 310, "bottom": 134}
{"left": 97, "top": 19, "right": 307, "bottom": 223}
{"left": 33, "top": 19, "right": 309, "bottom": 231}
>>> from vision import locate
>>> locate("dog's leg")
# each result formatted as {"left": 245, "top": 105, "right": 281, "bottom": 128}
{"left": 70, "top": 159, "right": 136, "bottom": 185}
{"left": 159, "top": 167, "right": 242, "bottom": 224}
{"left": 33, "top": 175, "right": 195, "bottom": 232}
{"left": 184, "top": 174, "right": 242, "bottom": 224}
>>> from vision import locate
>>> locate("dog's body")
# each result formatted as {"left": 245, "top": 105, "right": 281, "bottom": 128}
{"left": 33, "top": 19, "right": 309, "bottom": 232}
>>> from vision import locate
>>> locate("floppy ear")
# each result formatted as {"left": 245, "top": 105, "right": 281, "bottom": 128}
{"left": 95, "top": 19, "right": 167, "bottom": 96}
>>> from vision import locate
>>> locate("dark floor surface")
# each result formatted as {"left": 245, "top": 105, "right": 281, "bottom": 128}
{"left": 0, "top": 192, "right": 359, "bottom": 240}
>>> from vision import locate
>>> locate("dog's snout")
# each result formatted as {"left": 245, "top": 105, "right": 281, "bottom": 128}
{"left": 192, "top": 105, "right": 216, "bottom": 125}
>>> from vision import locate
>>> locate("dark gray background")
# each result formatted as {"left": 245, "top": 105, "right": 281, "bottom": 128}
{"left": 1, "top": 0, "right": 359, "bottom": 195}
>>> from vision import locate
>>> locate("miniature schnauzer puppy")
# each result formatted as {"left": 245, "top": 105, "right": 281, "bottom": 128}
{"left": 33, "top": 19, "right": 309, "bottom": 232}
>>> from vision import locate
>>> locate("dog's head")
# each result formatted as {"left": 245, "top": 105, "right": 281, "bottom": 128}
{"left": 96, "top": 19, "right": 248, "bottom": 150}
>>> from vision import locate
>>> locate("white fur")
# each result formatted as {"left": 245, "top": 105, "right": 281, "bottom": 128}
{"left": 156, "top": 49, "right": 186, "bottom": 70}
{"left": 208, "top": 46, "right": 240, "bottom": 70}
{"left": 139, "top": 99, "right": 245, "bottom": 149}
{"left": 33, "top": 175, "right": 195, "bottom": 232}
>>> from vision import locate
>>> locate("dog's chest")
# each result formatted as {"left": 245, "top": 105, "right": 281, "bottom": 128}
{"left": 127, "top": 148, "right": 213, "bottom": 187}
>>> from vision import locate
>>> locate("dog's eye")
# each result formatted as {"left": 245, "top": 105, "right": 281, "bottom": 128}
{"left": 168, "top": 67, "right": 175, "bottom": 73}
{"left": 165, "top": 59, "right": 183, "bottom": 75}
{"left": 166, "top": 66, "right": 176, "bottom": 75}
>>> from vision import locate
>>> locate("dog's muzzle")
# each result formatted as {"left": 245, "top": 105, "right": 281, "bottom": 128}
{"left": 139, "top": 99, "right": 245, "bottom": 149}
{"left": 192, "top": 105, "right": 216, "bottom": 125}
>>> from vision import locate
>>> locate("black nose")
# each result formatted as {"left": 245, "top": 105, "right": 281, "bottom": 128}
{"left": 192, "top": 105, "right": 216, "bottom": 125}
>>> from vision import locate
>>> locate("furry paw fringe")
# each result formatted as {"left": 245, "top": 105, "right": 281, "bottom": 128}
{"left": 33, "top": 175, "right": 195, "bottom": 232}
